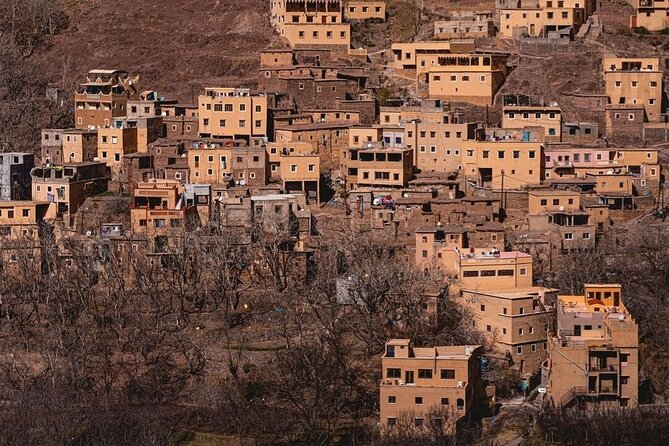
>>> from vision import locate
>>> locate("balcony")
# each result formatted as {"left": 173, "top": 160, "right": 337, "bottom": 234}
{"left": 552, "top": 160, "right": 573, "bottom": 169}
{"left": 590, "top": 385, "right": 619, "bottom": 395}
{"left": 588, "top": 363, "right": 619, "bottom": 372}
{"left": 380, "top": 379, "right": 415, "bottom": 386}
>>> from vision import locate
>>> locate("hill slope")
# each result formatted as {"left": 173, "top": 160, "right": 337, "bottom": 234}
{"left": 40, "top": 0, "right": 282, "bottom": 100}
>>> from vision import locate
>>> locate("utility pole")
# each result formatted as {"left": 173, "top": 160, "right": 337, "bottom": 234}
{"left": 501, "top": 169, "right": 505, "bottom": 211}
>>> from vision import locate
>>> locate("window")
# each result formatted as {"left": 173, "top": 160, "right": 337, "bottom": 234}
{"left": 564, "top": 233, "right": 573, "bottom": 240}
{"left": 466, "top": 150, "right": 474, "bottom": 157}
{"left": 529, "top": 151, "right": 536, "bottom": 159}
{"left": 540, "top": 199, "right": 548, "bottom": 206}
{"left": 415, "top": 397, "right": 423, "bottom": 405}
{"left": 388, "top": 396, "right": 396, "bottom": 404}
{"left": 519, "top": 307, "right": 525, "bottom": 315}
{"left": 463, "top": 270, "right": 479, "bottom": 277}
{"left": 290, "top": 165, "right": 297, "bottom": 172}
{"left": 441, "top": 369, "right": 455, "bottom": 379}
{"left": 414, "top": 418, "right": 424, "bottom": 427}
{"left": 498, "top": 151, "right": 505, "bottom": 159}
{"left": 418, "top": 369, "right": 432, "bottom": 379}
{"left": 480, "top": 304, "right": 485, "bottom": 311}
{"left": 583, "top": 233, "right": 590, "bottom": 239}
{"left": 386, "top": 368, "right": 401, "bottom": 378}
{"left": 239, "top": 120, "right": 246, "bottom": 127}
{"left": 482, "top": 150, "right": 489, "bottom": 159}
{"left": 486, "top": 325, "right": 492, "bottom": 332}
{"left": 519, "top": 328, "right": 524, "bottom": 336}
{"left": 531, "top": 344, "right": 537, "bottom": 352}
{"left": 517, "top": 346, "right": 522, "bottom": 354}
{"left": 553, "top": 199, "right": 560, "bottom": 206}
{"left": 154, "top": 219, "right": 165, "bottom": 228}
{"left": 441, "top": 397, "right": 449, "bottom": 405}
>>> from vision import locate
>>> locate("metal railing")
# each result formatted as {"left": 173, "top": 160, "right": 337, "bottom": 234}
{"left": 560, "top": 386, "right": 587, "bottom": 407}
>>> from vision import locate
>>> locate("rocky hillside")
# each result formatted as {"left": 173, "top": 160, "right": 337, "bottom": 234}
{"left": 40, "top": 0, "right": 283, "bottom": 101}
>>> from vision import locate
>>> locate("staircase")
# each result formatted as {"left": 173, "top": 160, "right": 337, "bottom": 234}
{"left": 560, "top": 386, "right": 588, "bottom": 408}
{"left": 576, "top": 15, "right": 602, "bottom": 41}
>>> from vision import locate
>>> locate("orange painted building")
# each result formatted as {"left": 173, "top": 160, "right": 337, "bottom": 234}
{"left": 380, "top": 339, "right": 485, "bottom": 432}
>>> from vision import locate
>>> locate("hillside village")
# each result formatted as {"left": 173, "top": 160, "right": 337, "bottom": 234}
{"left": 1, "top": 0, "right": 669, "bottom": 444}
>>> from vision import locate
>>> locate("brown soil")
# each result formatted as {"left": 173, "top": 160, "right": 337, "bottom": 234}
{"left": 41, "top": 0, "right": 285, "bottom": 101}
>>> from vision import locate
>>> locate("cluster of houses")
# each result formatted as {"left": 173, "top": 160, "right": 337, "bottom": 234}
{"left": 0, "top": 0, "right": 664, "bottom": 436}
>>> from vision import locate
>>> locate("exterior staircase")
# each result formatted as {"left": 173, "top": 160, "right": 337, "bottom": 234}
{"left": 560, "top": 386, "right": 588, "bottom": 408}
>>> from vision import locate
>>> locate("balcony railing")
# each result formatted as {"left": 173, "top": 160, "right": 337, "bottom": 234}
{"left": 588, "top": 363, "right": 619, "bottom": 372}
{"left": 552, "top": 160, "right": 573, "bottom": 169}
{"left": 591, "top": 386, "right": 618, "bottom": 395}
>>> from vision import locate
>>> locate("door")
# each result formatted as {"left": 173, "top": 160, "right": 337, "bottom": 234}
{"left": 574, "top": 325, "right": 581, "bottom": 336}
{"left": 405, "top": 370, "right": 414, "bottom": 384}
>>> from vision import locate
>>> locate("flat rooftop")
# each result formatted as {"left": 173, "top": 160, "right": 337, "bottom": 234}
{"left": 528, "top": 189, "right": 580, "bottom": 196}
{"left": 464, "top": 287, "right": 557, "bottom": 300}
{"left": 0, "top": 201, "right": 50, "bottom": 207}
{"left": 416, "top": 225, "right": 465, "bottom": 234}
{"left": 250, "top": 194, "right": 302, "bottom": 202}
{"left": 275, "top": 121, "right": 355, "bottom": 131}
